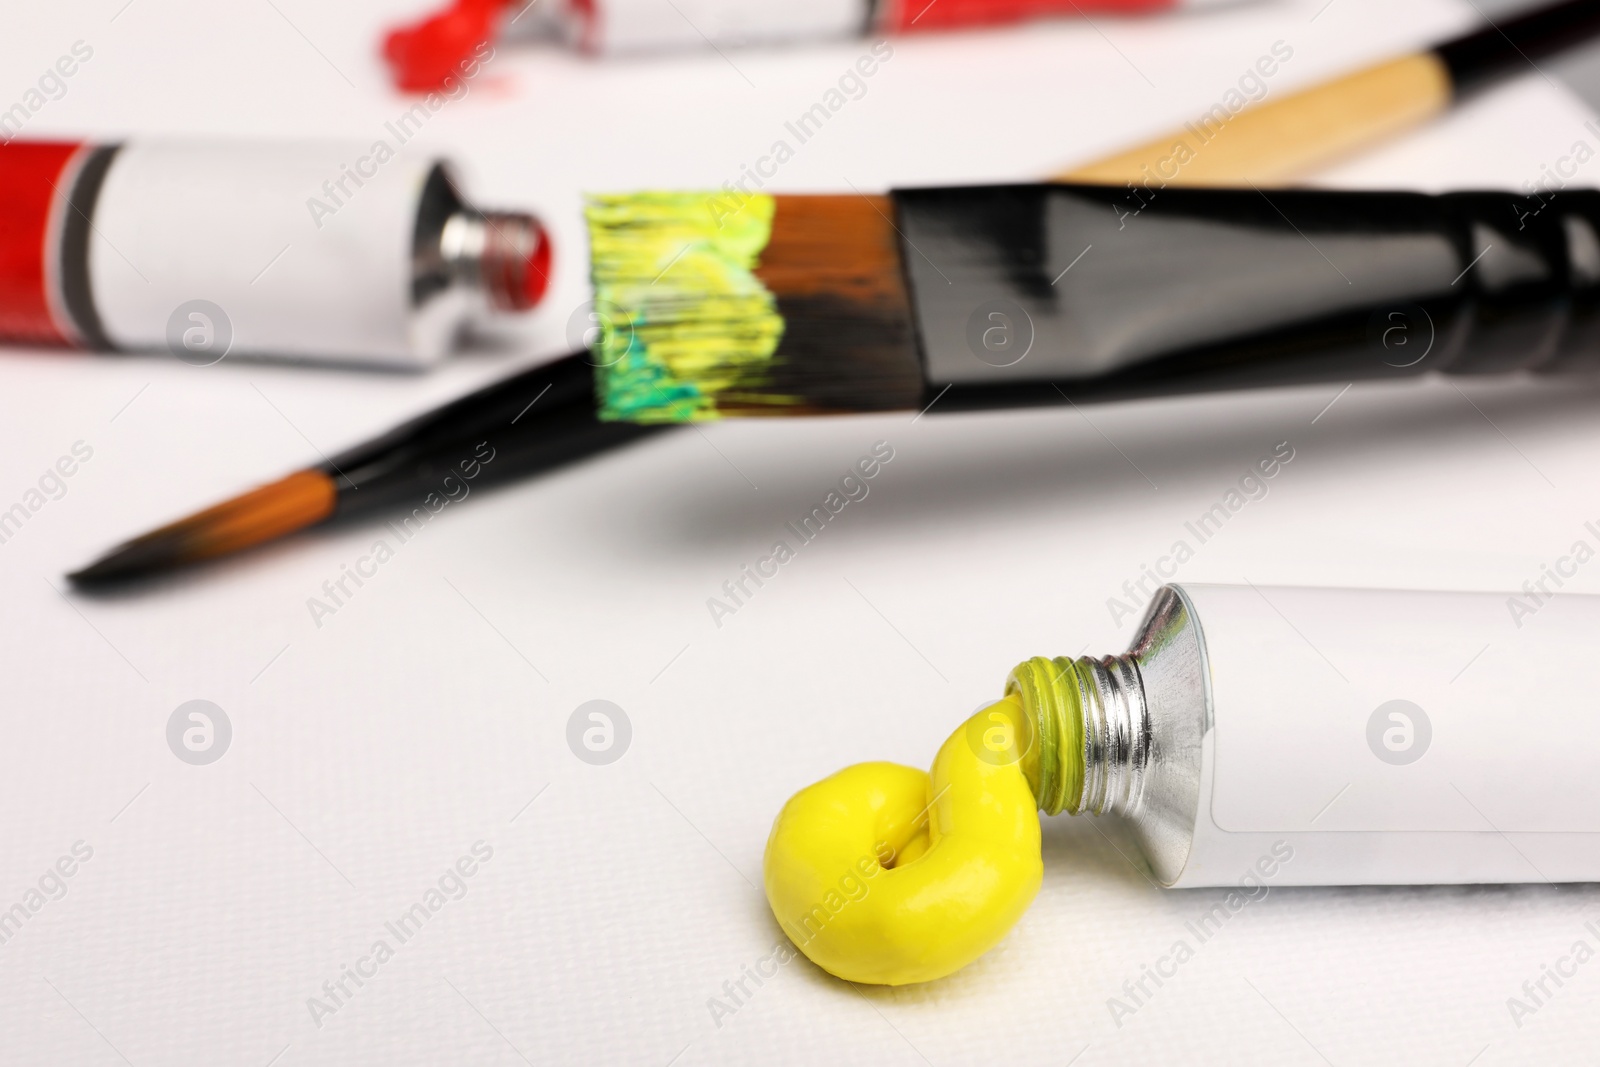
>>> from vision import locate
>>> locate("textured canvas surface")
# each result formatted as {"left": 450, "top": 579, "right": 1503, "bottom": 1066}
{"left": 2, "top": 0, "right": 1599, "bottom": 1063}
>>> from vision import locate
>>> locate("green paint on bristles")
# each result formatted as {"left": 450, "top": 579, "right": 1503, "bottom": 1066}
{"left": 584, "top": 192, "right": 786, "bottom": 423}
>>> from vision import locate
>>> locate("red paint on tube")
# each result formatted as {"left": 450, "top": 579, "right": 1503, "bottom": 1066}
{"left": 883, "top": 0, "right": 1174, "bottom": 32}
{"left": 381, "top": 0, "right": 1224, "bottom": 92}
{"left": 0, "top": 140, "right": 84, "bottom": 346}
{"left": 383, "top": 0, "right": 504, "bottom": 93}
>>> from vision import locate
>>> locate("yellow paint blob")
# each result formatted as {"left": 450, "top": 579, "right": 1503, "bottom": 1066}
{"left": 763, "top": 697, "right": 1043, "bottom": 985}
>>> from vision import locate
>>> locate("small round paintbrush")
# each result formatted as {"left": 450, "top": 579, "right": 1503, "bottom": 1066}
{"left": 67, "top": 353, "right": 664, "bottom": 587}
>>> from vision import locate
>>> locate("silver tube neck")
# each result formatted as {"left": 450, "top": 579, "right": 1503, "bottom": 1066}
{"left": 1077, "top": 654, "right": 1151, "bottom": 817}
{"left": 1008, "top": 653, "right": 1151, "bottom": 817}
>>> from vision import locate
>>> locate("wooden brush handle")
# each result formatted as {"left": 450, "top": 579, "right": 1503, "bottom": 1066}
{"left": 1056, "top": 53, "right": 1453, "bottom": 187}
{"left": 1056, "top": 0, "right": 1600, "bottom": 187}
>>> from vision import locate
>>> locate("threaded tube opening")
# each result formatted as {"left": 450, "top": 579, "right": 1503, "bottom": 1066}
{"left": 1006, "top": 653, "right": 1150, "bottom": 818}
{"left": 1006, "top": 656, "right": 1082, "bottom": 817}
{"left": 479, "top": 211, "right": 550, "bottom": 311}
{"left": 435, "top": 210, "right": 551, "bottom": 312}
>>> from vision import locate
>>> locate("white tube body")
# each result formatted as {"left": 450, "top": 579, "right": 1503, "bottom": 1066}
{"left": 533, "top": 0, "right": 1243, "bottom": 52}
{"left": 87, "top": 141, "right": 448, "bottom": 368}
{"left": 559, "top": 0, "right": 862, "bottom": 52}
{"left": 1167, "top": 583, "right": 1600, "bottom": 887}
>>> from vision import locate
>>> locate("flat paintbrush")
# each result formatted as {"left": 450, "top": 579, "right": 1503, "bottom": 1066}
{"left": 584, "top": 183, "right": 1600, "bottom": 424}
{"left": 68, "top": 352, "right": 664, "bottom": 587}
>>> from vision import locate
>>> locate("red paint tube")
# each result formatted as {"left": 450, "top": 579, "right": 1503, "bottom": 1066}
{"left": 0, "top": 139, "right": 550, "bottom": 367}
{"left": 384, "top": 0, "right": 1240, "bottom": 91}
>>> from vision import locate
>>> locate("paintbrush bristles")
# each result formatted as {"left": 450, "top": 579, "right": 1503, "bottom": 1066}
{"left": 69, "top": 470, "right": 336, "bottom": 586}
{"left": 755, "top": 195, "right": 902, "bottom": 298}
{"left": 752, "top": 195, "right": 924, "bottom": 415}
{"left": 585, "top": 192, "right": 923, "bottom": 423}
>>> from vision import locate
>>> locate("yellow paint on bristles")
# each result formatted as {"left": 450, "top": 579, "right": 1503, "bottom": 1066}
{"left": 584, "top": 192, "right": 784, "bottom": 423}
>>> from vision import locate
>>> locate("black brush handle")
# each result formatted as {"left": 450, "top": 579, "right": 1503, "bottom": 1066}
{"left": 327, "top": 400, "right": 667, "bottom": 519}
{"left": 320, "top": 348, "right": 668, "bottom": 519}
{"left": 894, "top": 183, "right": 1600, "bottom": 413}
{"left": 324, "top": 350, "right": 598, "bottom": 474}
{"left": 1437, "top": 0, "right": 1600, "bottom": 96}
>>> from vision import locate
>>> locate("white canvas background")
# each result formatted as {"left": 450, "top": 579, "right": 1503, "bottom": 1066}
{"left": 2, "top": 0, "right": 1599, "bottom": 1062}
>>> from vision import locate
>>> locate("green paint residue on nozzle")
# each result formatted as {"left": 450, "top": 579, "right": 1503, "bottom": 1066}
{"left": 584, "top": 193, "right": 783, "bottom": 423}
{"left": 1007, "top": 655, "right": 1085, "bottom": 816}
